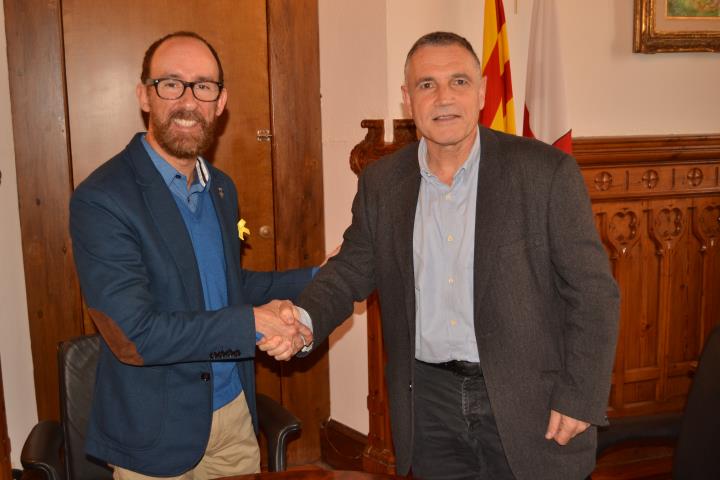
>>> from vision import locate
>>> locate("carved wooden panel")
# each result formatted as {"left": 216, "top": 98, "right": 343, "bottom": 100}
{"left": 577, "top": 135, "right": 720, "bottom": 418}
{"left": 350, "top": 126, "right": 720, "bottom": 475}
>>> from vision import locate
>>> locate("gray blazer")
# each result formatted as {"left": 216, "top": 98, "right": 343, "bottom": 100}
{"left": 298, "top": 126, "right": 619, "bottom": 479}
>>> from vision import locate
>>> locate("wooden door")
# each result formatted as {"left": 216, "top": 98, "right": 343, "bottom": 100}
{"left": 6, "top": 0, "right": 328, "bottom": 466}
{"left": 62, "top": 0, "right": 275, "bottom": 268}
{"left": 60, "top": 0, "right": 283, "bottom": 400}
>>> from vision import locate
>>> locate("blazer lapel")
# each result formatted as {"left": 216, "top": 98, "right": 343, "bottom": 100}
{"left": 209, "top": 173, "right": 242, "bottom": 305}
{"left": 391, "top": 149, "right": 421, "bottom": 344}
{"left": 127, "top": 135, "right": 204, "bottom": 309}
{"left": 473, "top": 127, "right": 509, "bottom": 336}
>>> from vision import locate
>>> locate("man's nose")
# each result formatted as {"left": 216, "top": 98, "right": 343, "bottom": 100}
{"left": 179, "top": 85, "right": 199, "bottom": 108}
{"left": 435, "top": 84, "right": 454, "bottom": 104}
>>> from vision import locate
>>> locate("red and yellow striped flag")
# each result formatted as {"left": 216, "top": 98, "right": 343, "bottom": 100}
{"left": 479, "top": 0, "right": 516, "bottom": 134}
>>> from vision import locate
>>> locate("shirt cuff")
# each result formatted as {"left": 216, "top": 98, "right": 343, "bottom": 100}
{"left": 297, "top": 306, "right": 314, "bottom": 353}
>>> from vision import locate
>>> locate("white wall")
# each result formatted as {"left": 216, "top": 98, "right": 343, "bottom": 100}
{"left": 319, "top": 0, "right": 720, "bottom": 434}
{"left": 0, "top": 5, "right": 38, "bottom": 468}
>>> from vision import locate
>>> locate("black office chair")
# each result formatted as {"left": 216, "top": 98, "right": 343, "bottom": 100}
{"left": 20, "top": 335, "right": 300, "bottom": 480}
{"left": 596, "top": 324, "right": 720, "bottom": 479}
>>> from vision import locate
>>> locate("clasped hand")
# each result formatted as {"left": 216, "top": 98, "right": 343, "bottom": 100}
{"left": 254, "top": 300, "right": 311, "bottom": 361}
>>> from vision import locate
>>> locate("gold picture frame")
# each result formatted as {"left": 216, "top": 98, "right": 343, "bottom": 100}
{"left": 634, "top": 0, "right": 720, "bottom": 53}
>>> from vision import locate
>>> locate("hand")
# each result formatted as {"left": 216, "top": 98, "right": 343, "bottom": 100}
{"left": 254, "top": 300, "right": 310, "bottom": 360}
{"left": 545, "top": 410, "right": 590, "bottom": 445}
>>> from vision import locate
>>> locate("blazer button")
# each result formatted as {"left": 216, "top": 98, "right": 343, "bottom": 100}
{"left": 409, "top": 383, "right": 412, "bottom": 390}
{"left": 200, "top": 372, "right": 211, "bottom": 382}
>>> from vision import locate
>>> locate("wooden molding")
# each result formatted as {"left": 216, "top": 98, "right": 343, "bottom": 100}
{"left": 320, "top": 419, "right": 366, "bottom": 472}
{"left": 573, "top": 134, "right": 720, "bottom": 165}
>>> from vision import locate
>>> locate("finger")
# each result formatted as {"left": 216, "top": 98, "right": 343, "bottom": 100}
{"left": 278, "top": 301, "right": 299, "bottom": 325}
{"left": 553, "top": 419, "right": 573, "bottom": 445}
{"left": 297, "top": 323, "right": 313, "bottom": 343}
{"left": 266, "top": 339, "right": 293, "bottom": 358}
{"left": 545, "top": 410, "right": 561, "bottom": 440}
{"left": 258, "top": 336, "right": 283, "bottom": 352}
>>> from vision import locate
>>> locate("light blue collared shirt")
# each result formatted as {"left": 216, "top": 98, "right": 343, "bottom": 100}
{"left": 413, "top": 129, "right": 481, "bottom": 363}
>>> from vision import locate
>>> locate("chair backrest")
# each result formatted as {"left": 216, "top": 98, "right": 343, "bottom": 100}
{"left": 672, "top": 324, "right": 720, "bottom": 479}
{"left": 58, "top": 335, "right": 112, "bottom": 480}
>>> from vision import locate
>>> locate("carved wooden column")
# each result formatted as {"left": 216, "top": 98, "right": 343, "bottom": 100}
{"left": 349, "top": 119, "right": 416, "bottom": 474}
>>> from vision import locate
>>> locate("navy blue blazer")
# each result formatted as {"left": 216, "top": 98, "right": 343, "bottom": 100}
{"left": 70, "top": 134, "right": 312, "bottom": 476}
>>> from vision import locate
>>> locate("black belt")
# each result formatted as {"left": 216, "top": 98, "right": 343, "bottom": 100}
{"left": 416, "top": 359, "right": 483, "bottom": 377}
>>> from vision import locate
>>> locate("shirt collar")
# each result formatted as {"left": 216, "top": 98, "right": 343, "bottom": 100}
{"left": 141, "top": 134, "right": 210, "bottom": 189}
{"left": 417, "top": 128, "right": 481, "bottom": 185}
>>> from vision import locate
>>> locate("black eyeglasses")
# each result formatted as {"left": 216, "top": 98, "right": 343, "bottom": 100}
{"left": 145, "top": 78, "right": 223, "bottom": 102}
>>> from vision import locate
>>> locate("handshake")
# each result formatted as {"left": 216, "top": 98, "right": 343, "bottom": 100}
{"left": 254, "top": 300, "right": 312, "bottom": 361}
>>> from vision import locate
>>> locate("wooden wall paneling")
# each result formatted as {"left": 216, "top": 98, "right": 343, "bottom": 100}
{"left": 3, "top": 0, "right": 83, "bottom": 422}
{"left": 692, "top": 197, "right": 720, "bottom": 341}
{"left": 266, "top": 0, "right": 328, "bottom": 464}
{"left": 593, "top": 201, "right": 644, "bottom": 414}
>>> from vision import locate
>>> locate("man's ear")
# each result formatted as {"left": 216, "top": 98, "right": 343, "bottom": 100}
{"left": 215, "top": 88, "right": 228, "bottom": 117}
{"left": 478, "top": 76, "right": 488, "bottom": 111}
{"left": 401, "top": 84, "right": 412, "bottom": 118}
{"left": 136, "top": 83, "right": 150, "bottom": 113}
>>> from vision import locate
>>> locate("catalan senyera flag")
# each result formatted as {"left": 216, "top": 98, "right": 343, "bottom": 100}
{"left": 522, "top": 0, "right": 572, "bottom": 154}
{"left": 479, "top": 0, "right": 515, "bottom": 134}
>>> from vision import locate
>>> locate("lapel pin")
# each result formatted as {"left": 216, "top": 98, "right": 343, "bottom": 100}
{"left": 218, "top": 186, "right": 224, "bottom": 199}
{"left": 237, "top": 219, "right": 250, "bottom": 241}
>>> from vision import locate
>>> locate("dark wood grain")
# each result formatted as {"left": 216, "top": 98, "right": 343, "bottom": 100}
{"left": 267, "top": 0, "right": 330, "bottom": 465}
{"left": 4, "top": 0, "right": 84, "bottom": 422}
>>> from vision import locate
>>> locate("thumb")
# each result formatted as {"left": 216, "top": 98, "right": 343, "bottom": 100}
{"left": 278, "top": 301, "right": 298, "bottom": 325}
{"left": 545, "top": 410, "right": 560, "bottom": 440}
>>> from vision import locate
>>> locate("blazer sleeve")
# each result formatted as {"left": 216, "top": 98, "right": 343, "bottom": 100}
{"left": 547, "top": 155, "right": 620, "bottom": 425}
{"left": 70, "top": 183, "right": 257, "bottom": 366}
{"left": 240, "top": 268, "right": 314, "bottom": 305}
{"left": 297, "top": 170, "right": 378, "bottom": 345}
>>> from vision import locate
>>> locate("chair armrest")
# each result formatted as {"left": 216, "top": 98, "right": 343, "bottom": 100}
{"left": 20, "top": 420, "right": 65, "bottom": 480}
{"left": 596, "top": 412, "right": 682, "bottom": 456}
{"left": 256, "top": 393, "right": 301, "bottom": 472}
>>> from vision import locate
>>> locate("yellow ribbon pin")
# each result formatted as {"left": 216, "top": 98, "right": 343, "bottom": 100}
{"left": 237, "top": 219, "right": 250, "bottom": 240}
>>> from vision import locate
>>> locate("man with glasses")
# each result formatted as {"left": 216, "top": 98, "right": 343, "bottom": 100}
{"left": 70, "top": 31, "right": 313, "bottom": 479}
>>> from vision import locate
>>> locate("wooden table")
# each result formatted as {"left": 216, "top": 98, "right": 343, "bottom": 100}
{"left": 219, "top": 470, "right": 401, "bottom": 480}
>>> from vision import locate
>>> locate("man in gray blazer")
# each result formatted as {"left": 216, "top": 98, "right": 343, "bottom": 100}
{"left": 288, "top": 32, "right": 619, "bottom": 479}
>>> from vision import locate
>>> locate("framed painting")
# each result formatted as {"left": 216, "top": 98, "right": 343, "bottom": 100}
{"left": 634, "top": 0, "right": 720, "bottom": 52}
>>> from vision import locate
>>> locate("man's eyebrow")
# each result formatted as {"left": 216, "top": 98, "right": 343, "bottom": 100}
{"left": 415, "top": 76, "right": 436, "bottom": 85}
{"left": 154, "top": 73, "right": 219, "bottom": 82}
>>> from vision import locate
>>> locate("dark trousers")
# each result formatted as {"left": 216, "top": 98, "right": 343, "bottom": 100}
{"left": 411, "top": 360, "right": 515, "bottom": 480}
